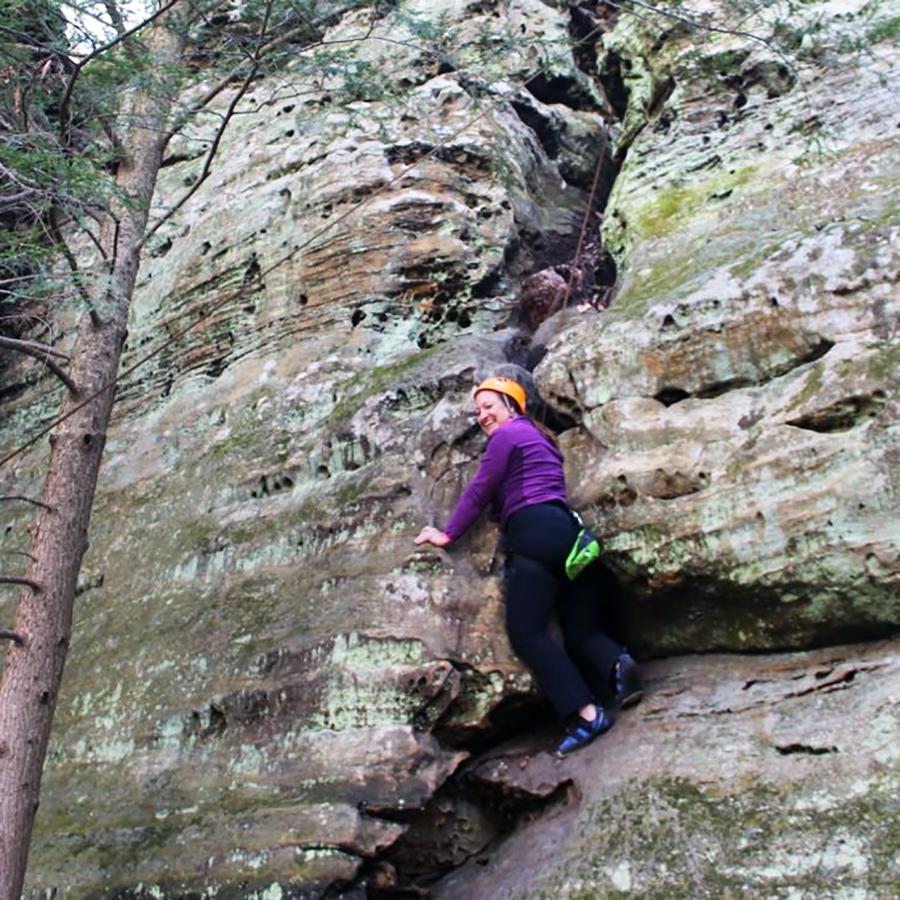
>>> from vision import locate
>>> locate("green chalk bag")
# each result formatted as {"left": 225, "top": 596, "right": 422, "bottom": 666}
{"left": 565, "top": 527, "right": 601, "bottom": 581}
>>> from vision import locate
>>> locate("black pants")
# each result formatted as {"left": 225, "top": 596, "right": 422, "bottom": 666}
{"left": 504, "top": 502, "right": 624, "bottom": 721}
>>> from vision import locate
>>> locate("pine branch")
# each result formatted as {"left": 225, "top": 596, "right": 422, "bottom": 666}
{"left": 0, "top": 630, "right": 25, "bottom": 646}
{"left": 164, "top": 4, "right": 378, "bottom": 138}
{"left": 57, "top": 0, "right": 195, "bottom": 146}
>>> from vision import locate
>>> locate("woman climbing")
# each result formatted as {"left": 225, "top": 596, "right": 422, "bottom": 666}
{"left": 414, "top": 375, "right": 642, "bottom": 757}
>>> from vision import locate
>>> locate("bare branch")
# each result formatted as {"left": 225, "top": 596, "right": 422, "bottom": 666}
{"left": 0, "top": 630, "right": 25, "bottom": 646}
{"left": 2, "top": 14, "right": 607, "bottom": 474}
{"left": 75, "top": 217, "right": 109, "bottom": 263}
{"left": 277, "top": 4, "right": 323, "bottom": 43}
{"left": 0, "top": 551, "right": 37, "bottom": 563}
{"left": 0, "top": 337, "right": 68, "bottom": 361}
{"left": 166, "top": 4, "right": 363, "bottom": 136}
{"left": 0, "top": 338, "right": 80, "bottom": 396}
{"left": 0, "top": 495, "right": 53, "bottom": 511}
{"left": 146, "top": 0, "right": 277, "bottom": 241}
{"left": 0, "top": 577, "right": 42, "bottom": 593}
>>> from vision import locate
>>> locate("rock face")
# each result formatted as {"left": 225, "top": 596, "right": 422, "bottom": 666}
{"left": 538, "top": 0, "right": 900, "bottom": 655}
{"left": 0, "top": 0, "right": 898, "bottom": 897}
{"left": 435, "top": 638, "right": 900, "bottom": 898}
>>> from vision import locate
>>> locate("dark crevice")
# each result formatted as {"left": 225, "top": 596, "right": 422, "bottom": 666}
{"left": 470, "top": 267, "right": 505, "bottom": 300}
{"left": 788, "top": 336, "right": 835, "bottom": 366}
{"left": 569, "top": 1, "right": 613, "bottom": 79}
{"left": 646, "top": 75, "right": 676, "bottom": 120}
{"left": 787, "top": 668, "right": 858, "bottom": 698}
{"left": 536, "top": 401, "right": 579, "bottom": 436}
{"left": 786, "top": 392, "right": 887, "bottom": 433}
{"left": 434, "top": 669, "right": 555, "bottom": 754}
{"left": 651, "top": 337, "right": 836, "bottom": 407}
{"left": 360, "top": 689, "right": 569, "bottom": 897}
{"left": 159, "top": 151, "right": 202, "bottom": 169}
{"left": 509, "top": 100, "right": 560, "bottom": 159}
{"left": 693, "top": 377, "right": 755, "bottom": 400}
{"left": 74, "top": 572, "right": 104, "bottom": 597}
{"left": 524, "top": 72, "right": 597, "bottom": 112}
{"left": 385, "top": 140, "right": 492, "bottom": 176}
{"left": 775, "top": 743, "right": 838, "bottom": 756}
{"left": 150, "top": 237, "right": 173, "bottom": 258}
{"left": 204, "top": 355, "right": 228, "bottom": 379}
{"left": 364, "top": 777, "right": 573, "bottom": 898}
{"left": 0, "top": 374, "right": 40, "bottom": 405}
{"left": 184, "top": 703, "right": 227, "bottom": 741}
{"left": 599, "top": 49, "right": 630, "bottom": 120}
{"left": 351, "top": 655, "right": 566, "bottom": 897}
{"left": 654, "top": 387, "right": 691, "bottom": 406}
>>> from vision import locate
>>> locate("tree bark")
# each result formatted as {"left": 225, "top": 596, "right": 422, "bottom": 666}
{"left": 0, "top": 14, "right": 183, "bottom": 897}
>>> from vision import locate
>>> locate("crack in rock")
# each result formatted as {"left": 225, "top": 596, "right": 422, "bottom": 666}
{"left": 775, "top": 743, "right": 839, "bottom": 756}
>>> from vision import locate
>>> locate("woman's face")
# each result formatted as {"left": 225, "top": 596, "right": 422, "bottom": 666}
{"left": 475, "top": 390, "right": 515, "bottom": 437}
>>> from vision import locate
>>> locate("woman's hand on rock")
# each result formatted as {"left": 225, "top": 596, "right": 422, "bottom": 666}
{"left": 414, "top": 526, "right": 452, "bottom": 547}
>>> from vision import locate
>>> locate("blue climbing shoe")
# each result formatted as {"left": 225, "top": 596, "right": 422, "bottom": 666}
{"left": 555, "top": 708, "right": 614, "bottom": 758}
{"left": 614, "top": 651, "right": 644, "bottom": 709}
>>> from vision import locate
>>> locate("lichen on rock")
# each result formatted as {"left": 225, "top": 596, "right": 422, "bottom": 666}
{"left": 537, "top": 0, "right": 900, "bottom": 655}
{"left": 1, "top": 0, "right": 899, "bottom": 897}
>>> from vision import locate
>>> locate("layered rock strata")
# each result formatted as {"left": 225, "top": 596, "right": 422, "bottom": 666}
{"left": 1, "top": 0, "right": 613, "bottom": 894}
{"left": 435, "top": 638, "right": 900, "bottom": 898}
{"left": 538, "top": 0, "right": 900, "bottom": 654}
{"left": 0, "top": 0, "right": 897, "bottom": 896}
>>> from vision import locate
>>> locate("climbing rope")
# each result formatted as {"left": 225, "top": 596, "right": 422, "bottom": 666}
{"left": 554, "top": 125, "right": 609, "bottom": 330}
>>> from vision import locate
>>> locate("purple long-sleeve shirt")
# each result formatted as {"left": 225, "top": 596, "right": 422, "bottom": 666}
{"left": 444, "top": 418, "right": 567, "bottom": 541}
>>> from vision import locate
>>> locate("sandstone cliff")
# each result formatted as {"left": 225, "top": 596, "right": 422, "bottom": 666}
{"left": 1, "top": 0, "right": 898, "bottom": 896}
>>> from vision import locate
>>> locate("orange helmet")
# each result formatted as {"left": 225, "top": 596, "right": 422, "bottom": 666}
{"left": 474, "top": 376, "right": 526, "bottom": 412}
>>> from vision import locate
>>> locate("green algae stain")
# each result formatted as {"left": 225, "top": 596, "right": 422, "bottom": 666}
{"left": 617, "top": 251, "right": 704, "bottom": 320}
{"left": 327, "top": 631, "right": 426, "bottom": 669}
{"left": 726, "top": 236, "right": 794, "bottom": 282}
{"left": 635, "top": 166, "right": 757, "bottom": 241}
{"left": 783, "top": 359, "right": 825, "bottom": 413}
{"left": 334, "top": 471, "right": 374, "bottom": 506}
{"left": 851, "top": 341, "right": 900, "bottom": 382}
{"left": 319, "top": 344, "right": 444, "bottom": 434}
{"left": 867, "top": 14, "right": 900, "bottom": 43}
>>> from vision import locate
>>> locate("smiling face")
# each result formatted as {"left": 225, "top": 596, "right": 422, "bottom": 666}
{"left": 475, "top": 389, "right": 516, "bottom": 437}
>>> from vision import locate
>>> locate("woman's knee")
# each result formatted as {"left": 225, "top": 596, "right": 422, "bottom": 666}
{"left": 506, "top": 620, "right": 541, "bottom": 657}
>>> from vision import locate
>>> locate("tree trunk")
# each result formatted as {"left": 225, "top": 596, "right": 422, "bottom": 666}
{"left": 0, "top": 16, "right": 183, "bottom": 897}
